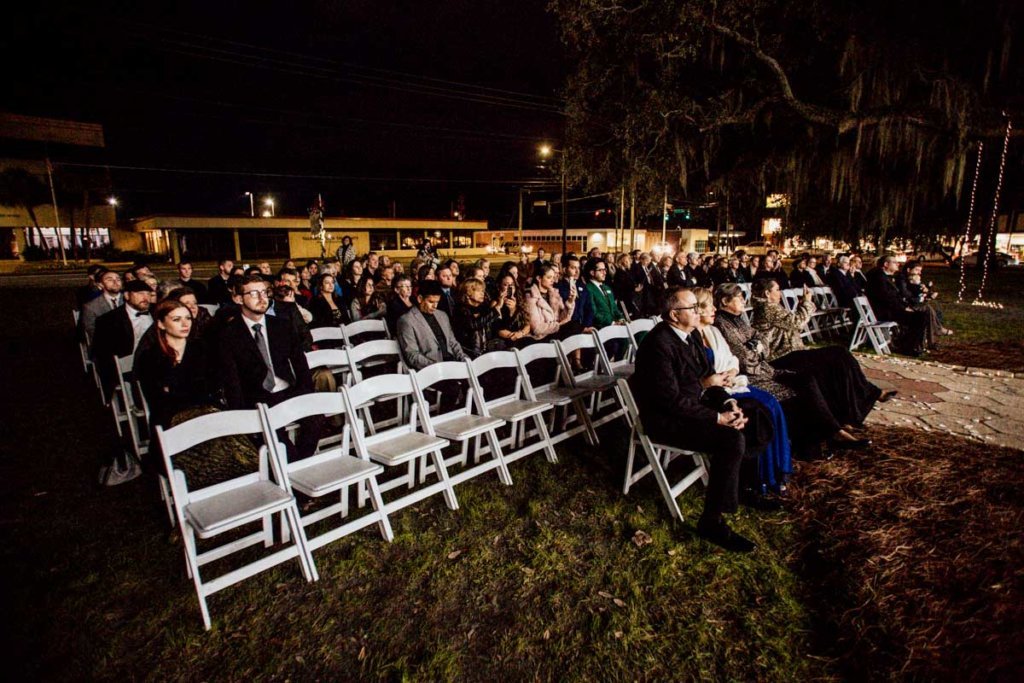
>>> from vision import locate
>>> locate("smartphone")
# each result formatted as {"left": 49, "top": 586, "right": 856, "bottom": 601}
{"left": 506, "top": 285, "right": 514, "bottom": 298}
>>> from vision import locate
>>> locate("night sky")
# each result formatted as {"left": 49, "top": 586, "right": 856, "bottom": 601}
{"left": 2, "top": 0, "right": 567, "bottom": 223}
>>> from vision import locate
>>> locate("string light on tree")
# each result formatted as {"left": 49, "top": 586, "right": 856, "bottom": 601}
{"left": 957, "top": 142, "right": 984, "bottom": 303}
{"left": 977, "top": 117, "right": 1012, "bottom": 302}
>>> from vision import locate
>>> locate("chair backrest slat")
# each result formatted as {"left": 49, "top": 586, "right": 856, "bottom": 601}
{"left": 262, "top": 392, "right": 346, "bottom": 430}
{"left": 157, "top": 409, "right": 263, "bottom": 457}
{"left": 344, "top": 373, "right": 414, "bottom": 408}
{"left": 311, "top": 327, "right": 345, "bottom": 344}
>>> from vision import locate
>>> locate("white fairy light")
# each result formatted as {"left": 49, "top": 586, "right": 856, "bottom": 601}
{"left": 978, "top": 118, "right": 1012, "bottom": 300}
{"left": 957, "top": 141, "right": 984, "bottom": 303}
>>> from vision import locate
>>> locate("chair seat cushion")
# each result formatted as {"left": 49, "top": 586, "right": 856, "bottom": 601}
{"left": 185, "top": 482, "right": 293, "bottom": 535}
{"left": 534, "top": 387, "right": 589, "bottom": 405}
{"left": 367, "top": 432, "right": 448, "bottom": 465}
{"left": 432, "top": 414, "right": 504, "bottom": 440}
{"left": 289, "top": 455, "right": 383, "bottom": 496}
{"left": 573, "top": 376, "right": 618, "bottom": 392}
{"left": 488, "top": 399, "right": 550, "bottom": 421}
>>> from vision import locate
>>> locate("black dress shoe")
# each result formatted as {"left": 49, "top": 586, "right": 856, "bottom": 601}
{"left": 740, "top": 489, "right": 784, "bottom": 512}
{"left": 878, "top": 390, "right": 898, "bottom": 403}
{"left": 828, "top": 437, "right": 872, "bottom": 451}
{"left": 695, "top": 521, "right": 757, "bottom": 553}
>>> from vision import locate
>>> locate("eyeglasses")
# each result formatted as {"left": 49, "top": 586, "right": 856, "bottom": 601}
{"left": 594, "top": 267, "right": 607, "bottom": 272}
{"left": 671, "top": 305, "right": 698, "bottom": 312}
{"left": 242, "top": 290, "right": 270, "bottom": 299}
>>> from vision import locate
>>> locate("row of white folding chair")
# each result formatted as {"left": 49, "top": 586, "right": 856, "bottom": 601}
{"left": 810, "top": 286, "right": 852, "bottom": 336}
{"left": 72, "top": 309, "right": 106, "bottom": 397}
{"left": 848, "top": 296, "right": 898, "bottom": 355}
{"left": 616, "top": 379, "right": 709, "bottom": 522}
{"left": 780, "top": 288, "right": 818, "bottom": 341}
{"left": 555, "top": 332, "right": 629, "bottom": 433}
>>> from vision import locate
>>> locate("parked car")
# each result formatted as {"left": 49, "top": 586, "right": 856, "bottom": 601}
{"left": 738, "top": 241, "right": 774, "bottom": 256}
{"left": 951, "top": 251, "right": 1019, "bottom": 268}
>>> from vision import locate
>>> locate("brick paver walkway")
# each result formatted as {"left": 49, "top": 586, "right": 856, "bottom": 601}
{"left": 858, "top": 354, "right": 1024, "bottom": 451}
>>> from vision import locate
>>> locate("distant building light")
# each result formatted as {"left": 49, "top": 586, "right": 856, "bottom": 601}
{"left": 765, "top": 194, "right": 789, "bottom": 209}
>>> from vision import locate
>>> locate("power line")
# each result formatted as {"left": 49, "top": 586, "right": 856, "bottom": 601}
{"left": 54, "top": 161, "right": 562, "bottom": 186}
{"left": 118, "top": 19, "right": 563, "bottom": 105}
{"left": 116, "top": 28, "right": 564, "bottom": 114}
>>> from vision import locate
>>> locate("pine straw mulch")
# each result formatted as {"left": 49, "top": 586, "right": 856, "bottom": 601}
{"left": 926, "top": 341, "right": 1024, "bottom": 374}
{"left": 787, "top": 424, "right": 1024, "bottom": 681}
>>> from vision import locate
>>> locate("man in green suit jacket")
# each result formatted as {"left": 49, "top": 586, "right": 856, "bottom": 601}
{"left": 584, "top": 258, "right": 625, "bottom": 328}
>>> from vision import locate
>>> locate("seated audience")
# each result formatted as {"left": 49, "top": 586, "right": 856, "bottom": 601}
{"left": 493, "top": 274, "right": 532, "bottom": 347}
{"left": 206, "top": 257, "right": 235, "bottom": 305}
{"left": 826, "top": 254, "right": 860, "bottom": 309}
{"left": 525, "top": 264, "right": 578, "bottom": 341}
{"left": 349, "top": 274, "right": 387, "bottom": 322}
{"left": 630, "top": 287, "right": 773, "bottom": 553}
{"left": 555, "top": 255, "right": 594, "bottom": 331}
{"left": 80, "top": 268, "right": 123, "bottom": 344}
{"left": 865, "top": 255, "right": 931, "bottom": 355}
{"left": 92, "top": 279, "right": 154, "bottom": 399}
{"left": 611, "top": 252, "right": 640, "bottom": 318}
{"left": 385, "top": 275, "right": 415, "bottom": 335}
{"left": 584, "top": 258, "right": 626, "bottom": 328}
{"left": 750, "top": 278, "right": 892, "bottom": 429}
{"left": 452, "top": 278, "right": 503, "bottom": 357}
{"left": 308, "top": 273, "right": 346, "bottom": 328}
{"left": 396, "top": 280, "right": 466, "bottom": 370}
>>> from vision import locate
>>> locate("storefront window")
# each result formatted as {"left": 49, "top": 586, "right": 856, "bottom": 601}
{"left": 368, "top": 230, "right": 398, "bottom": 251}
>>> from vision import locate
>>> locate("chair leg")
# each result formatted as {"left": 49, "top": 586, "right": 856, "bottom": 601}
{"left": 485, "top": 429, "right": 513, "bottom": 486}
{"left": 574, "top": 398, "right": 599, "bottom": 446}
{"left": 533, "top": 414, "right": 559, "bottom": 464}
{"left": 183, "top": 525, "right": 212, "bottom": 630}
{"left": 283, "top": 504, "right": 319, "bottom": 582}
{"left": 645, "top": 445, "right": 684, "bottom": 522}
{"left": 622, "top": 429, "right": 637, "bottom": 494}
{"left": 367, "top": 477, "right": 394, "bottom": 542}
{"left": 429, "top": 449, "right": 459, "bottom": 510}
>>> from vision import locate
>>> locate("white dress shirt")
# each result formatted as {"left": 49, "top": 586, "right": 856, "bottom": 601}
{"left": 242, "top": 314, "right": 291, "bottom": 392}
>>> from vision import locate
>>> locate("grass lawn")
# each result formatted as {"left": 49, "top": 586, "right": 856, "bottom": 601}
{"left": 2, "top": 281, "right": 1022, "bottom": 681}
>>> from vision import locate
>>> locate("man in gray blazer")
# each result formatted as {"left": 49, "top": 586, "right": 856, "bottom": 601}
{"left": 80, "top": 269, "right": 124, "bottom": 345}
{"left": 397, "top": 280, "right": 465, "bottom": 370}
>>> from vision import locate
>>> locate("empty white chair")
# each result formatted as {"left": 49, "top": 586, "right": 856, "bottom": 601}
{"left": 514, "top": 342, "right": 597, "bottom": 446}
{"left": 155, "top": 409, "right": 317, "bottom": 630}
{"left": 593, "top": 324, "right": 636, "bottom": 380}
{"left": 411, "top": 361, "right": 513, "bottom": 487}
{"left": 555, "top": 333, "right": 626, "bottom": 431}
{"left": 849, "top": 296, "right": 898, "bottom": 355}
{"left": 311, "top": 326, "right": 345, "bottom": 347}
{"left": 73, "top": 309, "right": 94, "bottom": 376}
{"left": 625, "top": 317, "right": 656, "bottom": 352}
{"left": 342, "top": 319, "right": 390, "bottom": 346}
{"left": 260, "top": 392, "right": 393, "bottom": 553}
{"left": 342, "top": 374, "right": 458, "bottom": 515}
{"left": 617, "top": 379, "right": 709, "bottom": 523}
{"left": 468, "top": 351, "right": 558, "bottom": 465}
{"left": 347, "top": 339, "right": 408, "bottom": 431}
{"left": 199, "top": 303, "right": 219, "bottom": 316}
{"left": 130, "top": 378, "right": 176, "bottom": 527}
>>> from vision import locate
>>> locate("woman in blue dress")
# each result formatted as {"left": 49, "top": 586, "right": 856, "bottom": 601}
{"left": 692, "top": 288, "right": 791, "bottom": 495}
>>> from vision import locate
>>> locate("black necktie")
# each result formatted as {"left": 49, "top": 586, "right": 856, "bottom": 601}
{"left": 252, "top": 323, "right": 276, "bottom": 391}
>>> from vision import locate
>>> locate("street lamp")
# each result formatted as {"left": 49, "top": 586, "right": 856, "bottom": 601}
{"left": 539, "top": 144, "right": 567, "bottom": 254}
{"left": 264, "top": 197, "right": 275, "bottom": 217}
{"left": 107, "top": 196, "right": 118, "bottom": 207}
{"left": 244, "top": 192, "right": 254, "bottom": 217}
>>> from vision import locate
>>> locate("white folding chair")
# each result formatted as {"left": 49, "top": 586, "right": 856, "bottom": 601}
{"left": 130, "top": 378, "right": 176, "bottom": 527}
{"left": 311, "top": 326, "right": 345, "bottom": 347}
{"left": 107, "top": 354, "right": 133, "bottom": 438}
{"left": 617, "top": 379, "right": 709, "bottom": 523}
{"left": 468, "top": 351, "right": 558, "bottom": 465}
{"left": 155, "top": 409, "right": 317, "bottom": 630}
{"left": 849, "top": 296, "right": 898, "bottom": 355}
{"left": 260, "top": 392, "right": 393, "bottom": 553}
{"left": 555, "top": 333, "right": 626, "bottom": 431}
{"left": 73, "top": 309, "right": 94, "bottom": 376}
{"left": 115, "top": 354, "right": 149, "bottom": 464}
{"left": 410, "top": 361, "right": 513, "bottom": 487}
{"left": 514, "top": 342, "right": 597, "bottom": 446}
{"left": 818, "top": 286, "right": 852, "bottom": 335}
{"left": 342, "top": 319, "right": 390, "bottom": 346}
{"left": 347, "top": 339, "right": 408, "bottom": 432}
{"left": 593, "top": 324, "right": 636, "bottom": 380}
{"left": 342, "top": 374, "right": 458, "bottom": 515}
{"left": 781, "top": 288, "right": 816, "bottom": 341}
{"left": 625, "top": 318, "right": 656, "bottom": 352}
{"left": 199, "top": 304, "right": 219, "bottom": 316}
{"left": 617, "top": 300, "right": 633, "bottom": 323}
{"left": 738, "top": 283, "right": 753, "bottom": 313}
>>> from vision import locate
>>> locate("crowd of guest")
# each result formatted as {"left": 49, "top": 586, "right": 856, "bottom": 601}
{"left": 75, "top": 239, "right": 948, "bottom": 552}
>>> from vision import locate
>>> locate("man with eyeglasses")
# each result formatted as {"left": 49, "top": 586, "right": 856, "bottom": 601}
{"left": 583, "top": 258, "right": 625, "bottom": 328}
{"left": 630, "top": 287, "right": 774, "bottom": 553}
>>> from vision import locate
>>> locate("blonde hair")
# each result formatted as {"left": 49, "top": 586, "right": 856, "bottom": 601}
{"left": 458, "top": 277, "right": 486, "bottom": 305}
{"left": 693, "top": 287, "right": 713, "bottom": 309}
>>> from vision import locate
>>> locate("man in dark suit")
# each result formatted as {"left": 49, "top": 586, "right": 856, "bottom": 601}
{"left": 219, "top": 274, "right": 321, "bottom": 456}
{"left": 865, "top": 255, "right": 929, "bottom": 355}
{"left": 684, "top": 252, "right": 712, "bottom": 288}
{"left": 207, "top": 257, "right": 235, "bottom": 305}
{"left": 666, "top": 252, "right": 695, "bottom": 287}
{"left": 826, "top": 255, "right": 860, "bottom": 309}
{"left": 80, "top": 269, "right": 124, "bottom": 344}
{"left": 176, "top": 260, "right": 209, "bottom": 304}
{"left": 630, "top": 287, "right": 773, "bottom": 552}
{"left": 436, "top": 264, "right": 458, "bottom": 318}
{"left": 92, "top": 279, "right": 154, "bottom": 401}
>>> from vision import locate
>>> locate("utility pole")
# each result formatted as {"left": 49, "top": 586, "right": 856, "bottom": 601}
{"left": 517, "top": 187, "right": 524, "bottom": 251}
{"left": 45, "top": 158, "right": 67, "bottom": 266}
{"left": 661, "top": 186, "right": 668, "bottom": 244}
{"left": 560, "top": 165, "right": 567, "bottom": 255}
{"left": 629, "top": 182, "right": 636, "bottom": 251}
{"left": 618, "top": 186, "right": 625, "bottom": 251}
